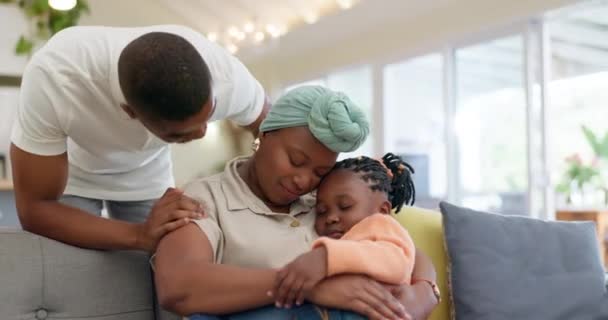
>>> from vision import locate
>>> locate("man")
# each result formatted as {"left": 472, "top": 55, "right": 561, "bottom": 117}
{"left": 10, "top": 25, "right": 269, "bottom": 252}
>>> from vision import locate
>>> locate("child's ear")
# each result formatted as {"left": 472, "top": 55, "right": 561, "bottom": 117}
{"left": 378, "top": 200, "right": 392, "bottom": 215}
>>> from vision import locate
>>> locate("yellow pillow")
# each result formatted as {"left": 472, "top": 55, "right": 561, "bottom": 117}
{"left": 393, "top": 206, "right": 450, "bottom": 320}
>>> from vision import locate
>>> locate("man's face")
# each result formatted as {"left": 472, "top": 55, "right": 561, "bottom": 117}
{"left": 123, "top": 96, "right": 216, "bottom": 144}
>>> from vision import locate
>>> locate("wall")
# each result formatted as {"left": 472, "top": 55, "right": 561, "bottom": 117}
{"left": 0, "top": 5, "right": 28, "bottom": 76}
{"left": 80, "top": 0, "right": 188, "bottom": 27}
{"left": 245, "top": 0, "right": 579, "bottom": 91}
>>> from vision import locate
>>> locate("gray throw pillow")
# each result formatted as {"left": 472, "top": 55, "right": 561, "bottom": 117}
{"left": 439, "top": 201, "right": 607, "bottom": 320}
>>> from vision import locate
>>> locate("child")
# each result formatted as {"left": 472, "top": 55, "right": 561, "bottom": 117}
{"left": 271, "top": 153, "right": 417, "bottom": 309}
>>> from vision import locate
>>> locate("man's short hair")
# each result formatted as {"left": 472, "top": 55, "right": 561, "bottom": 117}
{"left": 118, "top": 32, "right": 212, "bottom": 121}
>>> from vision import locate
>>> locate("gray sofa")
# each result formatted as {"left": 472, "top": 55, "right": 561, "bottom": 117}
{"left": 0, "top": 228, "right": 180, "bottom": 320}
{"left": 2, "top": 223, "right": 607, "bottom": 320}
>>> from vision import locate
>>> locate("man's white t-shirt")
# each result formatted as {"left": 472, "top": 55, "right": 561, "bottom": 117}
{"left": 11, "top": 25, "right": 265, "bottom": 201}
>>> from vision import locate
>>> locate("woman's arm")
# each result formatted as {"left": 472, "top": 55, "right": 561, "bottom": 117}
{"left": 155, "top": 223, "right": 412, "bottom": 319}
{"left": 393, "top": 250, "right": 439, "bottom": 320}
{"left": 154, "top": 223, "right": 276, "bottom": 316}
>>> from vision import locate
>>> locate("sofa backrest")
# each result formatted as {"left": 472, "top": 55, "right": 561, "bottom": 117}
{"left": 0, "top": 228, "right": 180, "bottom": 320}
{"left": 394, "top": 206, "right": 450, "bottom": 320}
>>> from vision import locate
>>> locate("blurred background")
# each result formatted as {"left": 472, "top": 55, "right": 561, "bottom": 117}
{"left": 1, "top": 0, "right": 608, "bottom": 225}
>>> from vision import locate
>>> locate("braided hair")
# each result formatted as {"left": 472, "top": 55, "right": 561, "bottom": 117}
{"left": 329, "top": 153, "right": 416, "bottom": 212}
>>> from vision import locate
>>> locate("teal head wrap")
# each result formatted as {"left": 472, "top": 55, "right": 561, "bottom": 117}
{"left": 260, "top": 85, "right": 369, "bottom": 153}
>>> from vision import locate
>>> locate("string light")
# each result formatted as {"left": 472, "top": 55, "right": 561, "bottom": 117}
{"left": 208, "top": 1, "right": 361, "bottom": 53}
{"left": 336, "top": 0, "right": 353, "bottom": 9}
{"left": 243, "top": 22, "right": 255, "bottom": 33}
{"left": 226, "top": 43, "right": 238, "bottom": 54}
{"left": 304, "top": 12, "right": 319, "bottom": 24}
{"left": 254, "top": 31, "right": 265, "bottom": 43}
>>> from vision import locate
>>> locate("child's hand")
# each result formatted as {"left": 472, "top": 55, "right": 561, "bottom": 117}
{"left": 271, "top": 247, "right": 328, "bottom": 308}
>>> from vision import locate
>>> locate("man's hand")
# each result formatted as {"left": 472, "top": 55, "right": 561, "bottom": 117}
{"left": 135, "top": 188, "right": 206, "bottom": 252}
{"left": 272, "top": 247, "right": 328, "bottom": 308}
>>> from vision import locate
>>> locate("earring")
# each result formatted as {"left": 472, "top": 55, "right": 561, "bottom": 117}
{"left": 251, "top": 138, "right": 260, "bottom": 152}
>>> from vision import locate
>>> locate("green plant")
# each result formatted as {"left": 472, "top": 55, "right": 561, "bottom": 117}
{"left": 556, "top": 126, "right": 608, "bottom": 204}
{"left": 556, "top": 154, "right": 600, "bottom": 203}
{"left": 0, "top": 0, "right": 89, "bottom": 56}
{"left": 582, "top": 125, "right": 608, "bottom": 159}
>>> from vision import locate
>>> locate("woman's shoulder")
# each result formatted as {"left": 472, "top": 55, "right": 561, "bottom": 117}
{"left": 180, "top": 171, "right": 225, "bottom": 205}
{"left": 181, "top": 156, "right": 249, "bottom": 195}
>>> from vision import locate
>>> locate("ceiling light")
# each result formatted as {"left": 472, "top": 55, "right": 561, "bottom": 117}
{"left": 207, "top": 32, "right": 218, "bottom": 42}
{"left": 336, "top": 0, "right": 353, "bottom": 9}
{"left": 48, "top": 0, "right": 77, "bottom": 11}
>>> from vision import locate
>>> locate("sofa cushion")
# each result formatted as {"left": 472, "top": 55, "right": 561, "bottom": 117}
{"left": 439, "top": 201, "right": 607, "bottom": 320}
{"left": 0, "top": 229, "right": 156, "bottom": 319}
{"left": 393, "top": 206, "right": 450, "bottom": 320}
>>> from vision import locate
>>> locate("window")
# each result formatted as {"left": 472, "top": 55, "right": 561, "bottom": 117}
{"left": 384, "top": 54, "right": 446, "bottom": 207}
{"left": 546, "top": 1, "right": 608, "bottom": 206}
{"left": 326, "top": 66, "right": 373, "bottom": 158}
{"left": 455, "top": 36, "right": 528, "bottom": 214}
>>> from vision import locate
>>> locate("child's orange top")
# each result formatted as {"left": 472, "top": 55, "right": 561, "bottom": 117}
{"left": 312, "top": 213, "right": 415, "bottom": 284}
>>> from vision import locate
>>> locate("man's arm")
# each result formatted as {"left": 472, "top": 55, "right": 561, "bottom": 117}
{"left": 10, "top": 144, "right": 202, "bottom": 251}
{"left": 243, "top": 96, "right": 270, "bottom": 137}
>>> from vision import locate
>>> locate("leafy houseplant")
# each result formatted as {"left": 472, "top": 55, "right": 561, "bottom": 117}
{"left": 556, "top": 154, "right": 599, "bottom": 204}
{"left": 0, "top": 0, "right": 89, "bottom": 56}
{"left": 557, "top": 126, "right": 608, "bottom": 205}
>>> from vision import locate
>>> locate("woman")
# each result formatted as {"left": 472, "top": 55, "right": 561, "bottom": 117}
{"left": 154, "top": 86, "right": 439, "bottom": 320}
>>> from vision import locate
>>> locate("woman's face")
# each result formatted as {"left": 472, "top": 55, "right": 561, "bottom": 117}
{"left": 253, "top": 126, "right": 338, "bottom": 206}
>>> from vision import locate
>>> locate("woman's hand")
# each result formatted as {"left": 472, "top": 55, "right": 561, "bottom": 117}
{"left": 386, "top": 282, "right": 438, "bottom": 320}
{"left": 308, "top": 274, "right": 412, "bottom": 320}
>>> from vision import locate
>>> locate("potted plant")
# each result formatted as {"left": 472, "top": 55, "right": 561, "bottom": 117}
{"left": 0, "top": 0, "right": 89, "bottom": 56}
{"left": 556, "top": 126, "right": 608, "bottom": 206}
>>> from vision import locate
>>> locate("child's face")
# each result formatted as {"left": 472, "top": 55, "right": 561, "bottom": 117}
{"left": 314, "top": 169, "right": 391, "bottom": 239}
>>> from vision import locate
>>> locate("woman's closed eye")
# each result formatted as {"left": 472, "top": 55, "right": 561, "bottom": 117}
{"left": 289, "top": 155, "right": 305, "bottom": 167}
